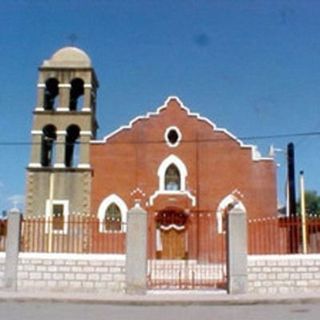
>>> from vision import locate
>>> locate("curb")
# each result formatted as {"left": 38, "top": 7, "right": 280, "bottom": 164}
{"left": 0, "top": 293, "right": 320, "bottom": 306}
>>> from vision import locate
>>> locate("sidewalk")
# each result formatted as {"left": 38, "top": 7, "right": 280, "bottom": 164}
{"left": 0, "top": 289, "right": 319, "bottom": 306}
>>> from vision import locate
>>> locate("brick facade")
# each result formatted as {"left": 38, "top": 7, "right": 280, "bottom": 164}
{"left": 91, "top": 97, "right": 277, "bottom": 222}
{"left": 90, "top": 97, "right": 277, "bottom": 259}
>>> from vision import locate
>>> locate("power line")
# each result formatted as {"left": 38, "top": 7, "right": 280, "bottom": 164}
{"left": 0, "top": 131, "right": 319, "bottom": 146}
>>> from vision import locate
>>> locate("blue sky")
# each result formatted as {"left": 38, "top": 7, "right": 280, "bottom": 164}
{"left": 0, "top": 0, "right": 319, "bottom": 211}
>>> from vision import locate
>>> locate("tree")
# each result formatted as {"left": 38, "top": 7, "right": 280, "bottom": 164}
{"left": 297, "top": 190, "right": 320, "bottom": 217}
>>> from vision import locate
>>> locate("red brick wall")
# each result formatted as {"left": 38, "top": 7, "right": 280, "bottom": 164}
{"left": 90, "top": 98, "right": 277, "bottom": 221}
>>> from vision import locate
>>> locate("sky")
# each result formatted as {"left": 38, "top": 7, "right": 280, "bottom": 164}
{"left": 0, "top": 0, "right": 319, "bottom": 212}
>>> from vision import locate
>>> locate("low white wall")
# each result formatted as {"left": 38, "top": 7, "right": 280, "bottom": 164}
{"left": 17, "top": 253, "right": 126, "bottom": 293}
{"left": 0, "top": 253, "right": 4, "bottom": 288}
{"left": 248, "top": 254, "right": 320, "bottom": 294}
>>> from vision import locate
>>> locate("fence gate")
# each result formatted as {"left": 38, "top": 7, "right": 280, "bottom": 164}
{"left": 147, "top": 210, "right": 226, "bottom": 290}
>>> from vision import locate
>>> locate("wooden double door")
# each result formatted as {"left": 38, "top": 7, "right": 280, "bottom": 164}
{"left": 156, "top": 207, "right": 188, "bottom": 260}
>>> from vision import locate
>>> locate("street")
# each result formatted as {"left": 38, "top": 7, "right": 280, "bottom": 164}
{"left": 0, "top": 301, "right": 320, "bottom": 320}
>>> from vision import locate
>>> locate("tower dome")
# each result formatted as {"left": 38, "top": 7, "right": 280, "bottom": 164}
{"left": 42, "top": 46, "right": 92, "bottom": 68}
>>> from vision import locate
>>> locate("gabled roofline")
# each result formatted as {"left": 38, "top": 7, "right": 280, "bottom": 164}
{"left": 91, "top": 96, "right": 273, "bottom": 161}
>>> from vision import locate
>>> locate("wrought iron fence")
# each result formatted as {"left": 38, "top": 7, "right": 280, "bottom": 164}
{"left": 0, "top": 220, "right": 6, "bottom": 252}
{"left": 20, "top": 214, "right": 126, "bottom": 254}
{"left": 248, "top": 215, "right": 320, "bottom": 254}
{"left": 147, "top": 210, "right": 227, "bottom": 290}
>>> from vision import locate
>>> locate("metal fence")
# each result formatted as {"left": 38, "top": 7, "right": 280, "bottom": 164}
{"left": 20, "top": 214, "right": 126, "bottom": 254}
{"left": 248, "top": 215, "right": 320, "bottom": 254}
{"left": 0, "top": 220, "right": 6, "bottom": 252}
{"left": 147, "top": 211, "right": 226, "bottom": 290}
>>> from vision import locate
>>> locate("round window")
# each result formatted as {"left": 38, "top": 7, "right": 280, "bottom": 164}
{"left": 165, "top": 127, "right": 181, "bottom": 147}
{"left": 168, "top": 129, "right": 178, "bottom": 144}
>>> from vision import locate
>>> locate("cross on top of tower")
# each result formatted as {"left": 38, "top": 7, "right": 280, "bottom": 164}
{"left": 68, "top": 33, "right": 78, "bottom": 46}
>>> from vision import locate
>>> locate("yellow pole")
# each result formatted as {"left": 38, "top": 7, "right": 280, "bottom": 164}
{"left": 48, "top": 172, "right": 55, "bottom": 253}
{"left": 300, "top": 171, "right": 307, "bottom": 254}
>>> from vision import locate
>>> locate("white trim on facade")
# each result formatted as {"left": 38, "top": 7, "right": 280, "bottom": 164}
{"left": 28, "top": 163, "right": 42, "bottom": 168}
{"left": 84, "top": 84, "right": 92, "bottom": 88}
{"left": 58, "top": 83, "right": 72, "bottom": 88}
{"left": 18, "top": 252, "right": 126, "bottom": 261}
{"left": 35, "top": 107, "right": 45, "bottom": 112}
{"left": 77, "top": 164, "right": 91, "bottom": 169}
{"left": 54, "top": 163, "right": 66, "bottom": 168}
{"left": 31, "top": 130, "right": 43, "bottom": 135}
{"left": 157, "top": 154, "right": 187, "bottom": 191}
{"left": 37, "top": 83, "right": 46, "bottom": 88}
{"left": 97, "top": 194, "right": 128, "bottom": 233}
{"left": 149, "top": 154, "right": 196, "bottom": 206}
{"left": 45, "top": 199, "right": 70, "bottom": 235}
{"left": 91, "top": 96, "right": 272, "bottom": 162}
{"left": 80, "top": 131, "right": 92, "bottom": 136}
{"left": 164, "top": 126, "right": 182, "bottom": 148}
{"left": 81, "top": 107, "right": 91, "bottom": 112}
{"left": 57, "top": 108, "right": 70, "bottom": 112}
{"left": 56, "top": 130, "right": 67, "bottom": 135}
{"left": 216, "top": 193, "right": 246, "bottom": 234}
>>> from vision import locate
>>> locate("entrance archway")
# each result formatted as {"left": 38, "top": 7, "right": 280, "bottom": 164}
{"left": 155, "top": 207, "right": 188, "bottom": 259}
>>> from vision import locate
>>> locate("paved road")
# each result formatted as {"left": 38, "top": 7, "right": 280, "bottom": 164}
{"left": 0, "top": 301, "right": 320, "bottom": 320}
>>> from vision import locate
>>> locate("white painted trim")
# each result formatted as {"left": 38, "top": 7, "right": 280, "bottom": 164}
{"left": 164, "top": 126, "right": 182, "bottom": 148}
{"left": 157, "top": 154, "right": 187, "bottom": 191}
{"left": 18, "top": 252, "right": 126, "bottom": 261}
{"left": 216, "top": 193, "right": 246, "bottom": 234}
{"left": 54, "top": 163, "right": 66, "bottom": 168}
{"left": 84, "top": 83, "right": 92, "bottom": 88}
{"left": 149, "top": 190, "right": 196, "bottom": 206}
{"left": 97, "top": 194, "right": 128, "bottom": 233}
{"left": 56, "top": 130, "right": 67, "bottom": 135}
{"left": 35, "top": 107, "right": 45, "bottom": 111}
{"left": 57, "top": 108, "right": 70, "bottom": 112}
{"left": 45, "top": 199, "right": 70, "bottom": 235}
{"left": 248, "top": 254, "right": 320, "bottom": 261}
{"left": 80, "top": 131, "right": 92, "bottom": 136}
{"left": 81, "top": 107, "right": 91, "bottom": 112}
{"left": 90, "top": 96, "right": 272, "bottom": 161}
{"left": 37, "top": 83, "right": 46, "bottom": 88}
{"left": 149, "top": 154, "right": 196, "bottom": 206}
{"left": 58, "top": 83, "right": 71, "bottom": 88}
{"left": 28, "top": 163, "right": 42, "bottom": 168}
{"left": 160, "top": 224, "right": 185, "bottom": 231}
{"left": 31, "top": 130, "right": 43, "bottom": 135}
{"left": 77, "top": 164, "right": 91, "bottom": 169}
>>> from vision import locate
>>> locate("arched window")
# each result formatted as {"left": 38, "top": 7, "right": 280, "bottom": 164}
{"left": 65, "top": 125, "right": 80, "bottom": 167}
{"left": 105, "top": 203, "right": 122, "bottom": 231}
{"left": 216, "top": 194, "right": 246, "bottom": 234}
{"left": 44, "top": 78, "right": 59, "bottom": 110}
{"left": 157, "top": 155, "right": 187, "bottom": 192}
{"left": 41, "top": 124, "right": 57, "bottom": 167}
{"left": 97, "top": 194, "right": 128, "bottom": 233}
{"left": 69, "top": 78, "right": 84, "bottom": 111}
{"left": 165, "top": 164, "right": 181, "bottom": 191}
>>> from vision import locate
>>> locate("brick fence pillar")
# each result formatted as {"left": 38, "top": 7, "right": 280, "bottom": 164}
{"left": 227, "top": 206, "right": 248, "bottom": 294}
{"left": 125, "top": 204, "right": 147, "bottom": 294}
{"left": 4, "top": 208, "right": 21, "bottom": 291}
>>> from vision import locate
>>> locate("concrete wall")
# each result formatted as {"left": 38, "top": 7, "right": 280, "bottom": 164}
{"left": 16, "top": 253, "right": 125, "bottom": 293}
{"left": 248, "top": 255, "right": 320, "bottom": 294}
{"left": 25, "top": 170, "right": 91, "bottom": 217}
{"left": 0, "top": 253, "right": 4, "bottom": 288}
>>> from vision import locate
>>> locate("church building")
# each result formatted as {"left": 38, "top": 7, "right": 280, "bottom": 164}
{"left": 25, "top": 47, "right": 277, "bottom": 259}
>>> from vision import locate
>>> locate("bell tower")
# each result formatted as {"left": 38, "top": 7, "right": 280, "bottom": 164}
{"left": 25, "top": 47, "right": 99, "bottom": 217}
